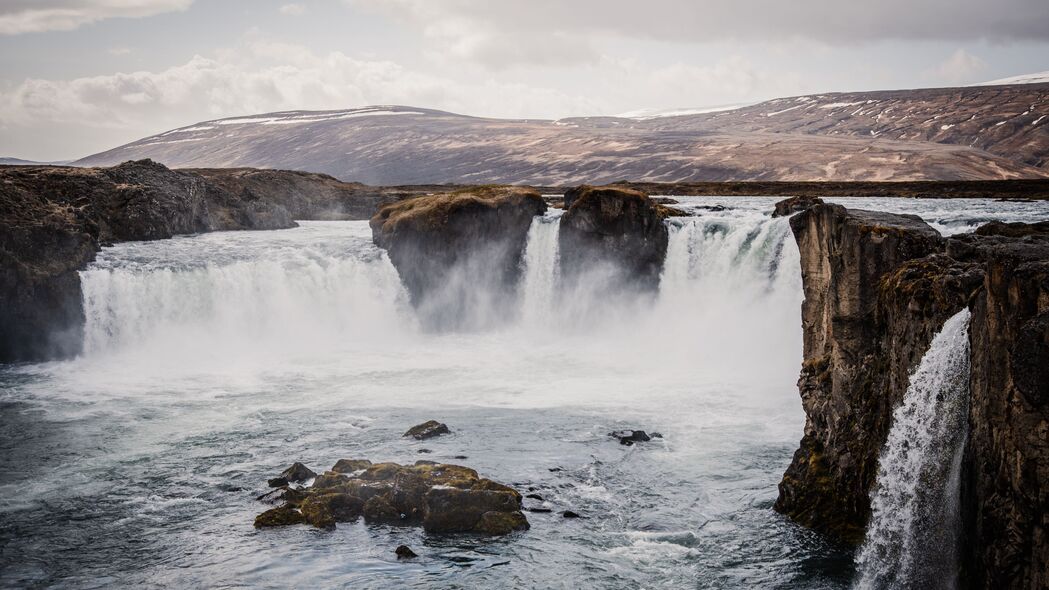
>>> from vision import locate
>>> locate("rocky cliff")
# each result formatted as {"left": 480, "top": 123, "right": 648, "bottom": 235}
{"left": 775, "top": 201, "right": 1049, "bottom": 588}
{"left": 773, "top": 203, "right": 956, "bottom": 542}
{"left": 370, "top": 187, "right": 547, "bottom": 329}
{"left": 953, "top": 222, "right": 1049, "bottom": 589}
{"left": 0, "top": 160, "right": 302, "bottom": 362}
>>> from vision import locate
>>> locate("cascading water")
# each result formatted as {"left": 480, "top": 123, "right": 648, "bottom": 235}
{"left": 518, "top": 209, "right": 563, "bottom": 326}
{"left": 853, "top": 309, "right": 972, "bottom": 590}
{"left": 78, "top": 222, "right": 413, "bottom": 364}
{"left": 651, "top": 212, "right": 802, "bottom": 381}
{"left": 13, "top": 196, "right": 1041, "bottom": 589}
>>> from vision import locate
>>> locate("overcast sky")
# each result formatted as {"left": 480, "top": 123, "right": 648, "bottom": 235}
{"left": 1, "top": 0, "right": 1048, "bottom": 161}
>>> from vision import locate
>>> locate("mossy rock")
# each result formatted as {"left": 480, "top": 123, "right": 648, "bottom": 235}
{"left": 331, "top": 459, "right": 373, "bottom": 473}
{"left": 475, "top": 510, "right": 530, "bottom": 535}
{"left": 254, "top": 505, "right": 305, "bottom": 528}
{"left": 363, "top": 495, "right": 403, "bottom": 524}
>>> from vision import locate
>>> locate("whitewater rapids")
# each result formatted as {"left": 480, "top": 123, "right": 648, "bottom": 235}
{"left": 1, "top": 196, "right": 1046, "bottom": 589}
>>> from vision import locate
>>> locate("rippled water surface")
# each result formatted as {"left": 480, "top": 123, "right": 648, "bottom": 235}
{"left": 2, "top": 196, "right": 1047, "bottom": 589}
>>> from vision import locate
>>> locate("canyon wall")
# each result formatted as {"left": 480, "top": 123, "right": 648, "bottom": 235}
{"left": 776, "top": 202, "right": 1049, "bottom": 588}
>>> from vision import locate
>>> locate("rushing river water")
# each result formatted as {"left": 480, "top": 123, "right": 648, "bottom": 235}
{"left": 1, "top": 196, "right": 1047, "bottom": 589}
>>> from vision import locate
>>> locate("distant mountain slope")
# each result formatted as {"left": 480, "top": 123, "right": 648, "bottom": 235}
{"left": 0, "top": 157, "right": 71, "bottom": 166}
{"left": 977, "top": 71, "right": 1049, "bottom": 86}
{"left": 76, "top": 84, "right": 1049, "bottom": 184}
{"left": 639, "top": 83, "right": 1049, "bottom": 171}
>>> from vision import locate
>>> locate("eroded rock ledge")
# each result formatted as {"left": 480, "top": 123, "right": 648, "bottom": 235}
{"left": 774, "top": 199, "right": 1049, "bottom": 589}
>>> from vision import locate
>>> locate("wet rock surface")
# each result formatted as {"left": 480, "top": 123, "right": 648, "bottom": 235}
{"left": 557, "top": 185, "right": 671, "bottom": 292}
{"left": 609, "top": 430, "right": 661, "bottom": 446}
{"left": 403, "top": 420, "right": 451, "bottom": 440}
{"left": 370, "top": 187, "right": 547, "bottom": 328}
{"left": 777, "top": 202, "right": 1049, "bottom": 587}
{"left": 253, "top": 460, "right": 528, "bottom": 536}
{"left": 0, "top": 160, "right": 297, "bottom": 363}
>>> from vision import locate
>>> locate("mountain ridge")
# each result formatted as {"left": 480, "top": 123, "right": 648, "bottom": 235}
{"left": 75, "top": 83, "right": 1049, "bottom": 184}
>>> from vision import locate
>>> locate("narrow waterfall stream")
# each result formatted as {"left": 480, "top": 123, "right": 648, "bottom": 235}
{"left": 854, "top": 309, "right": 973, "bottom": 590}
{"left": 518, "top": 209, "right": 563, "bottom": 326}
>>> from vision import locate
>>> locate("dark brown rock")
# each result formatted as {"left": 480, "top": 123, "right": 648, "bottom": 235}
{"left": 256, "top": 459, "right": 528, "bottom": 536}
{"left": 558, "top": 185, "right": 671, "bottom": 293}
{"left": 254, "top": 505, "right": 305, "bottom": 528}
{"left": 370, "top": 186, "right": 546, "bottom": 328}
{"left": 774, "top": 203, "right": 950, "bottom": 544}
{"left": 423, "top": 487, "right": 524, "bottom": 534}
{"left": 395, "top": 545, "right": 418, "bottom": 559}
{"left": 772, "top": 195, "right": 824, "bottom": 217}
{"left": 363, "top": 495, "right": 403, "bottom": 524}
{"left": 279, "top": 462, "right": 317, "bottom": 484}
{"left": 331, "top": 459, "right": 373, "bottom": 473}
{"left": 960, "top": 224, "right": 1049, "bottom": 589}
{"left": 403, "top": 420, "right": 450, "bottom": 440}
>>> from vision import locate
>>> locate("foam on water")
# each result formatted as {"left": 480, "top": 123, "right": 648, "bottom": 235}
{"left": 1, "top": 197, "right": 1046, "bottom": 588}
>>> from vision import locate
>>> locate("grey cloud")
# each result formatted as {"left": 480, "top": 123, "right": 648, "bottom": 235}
{"left": 0, "top": 0, "right": 193, "bottom": 35}
{"left": 357, "top": 0, "right": 1049, "bottom": 46}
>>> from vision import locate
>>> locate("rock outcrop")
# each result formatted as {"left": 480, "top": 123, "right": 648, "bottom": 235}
{"left": 188, "top": 167, "right": 411, "bottom": 221}
{"left": 255, "top": 460, "right": 529, "bottom": 535}
{"left": 370, "top": 187, "right": 547, "bottom": 329}
{"left": 774, "top": 203, "right": 951, "bottom": 543}
{"left": 557, "top": 185, "right": 670, "bottom": 292}
{"left": 0, "top": 160, "right": 299, "bottom": 363}
{"left": 775, "top": 199, "right": 1049, "bottom": 587}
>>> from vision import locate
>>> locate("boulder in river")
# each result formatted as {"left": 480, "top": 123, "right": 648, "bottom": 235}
{"left": 403, "top": 420, "right": 450, "bottom": 440}
{"left": 395, "top": 545, "right": 418, "bottom": 559}
{"left": 609, "top": 430, "right": 660, "bottom": 445}
{"left": 267, "top": 462, "right": 317, "bottom": 487}
{"left": 254, "top": 460, "right": 528, "bottom": 536}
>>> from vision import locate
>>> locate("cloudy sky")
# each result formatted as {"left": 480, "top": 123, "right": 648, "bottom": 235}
{"left": 1, "top": 0, "right": 1048, "bottom": 161}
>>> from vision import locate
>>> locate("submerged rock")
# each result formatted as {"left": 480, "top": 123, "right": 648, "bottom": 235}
{"left": 609, "top": 430, "right": 658, "bottom": 445}
{"left": 395, "top": 545, "right": 418, "bottom": 559}
{"left": 403, "top": 420, "right": 451, "bottom": 440}
{"left": 253, "top": 459, "right": 528, "bottom": 536}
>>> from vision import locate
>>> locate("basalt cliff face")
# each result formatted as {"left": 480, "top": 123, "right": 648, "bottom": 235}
{"left": 775, "top": 202, "right": 1049, "bottom": 588}
{"left": 955, "top": 222, "right": 1049, "bottom": 589}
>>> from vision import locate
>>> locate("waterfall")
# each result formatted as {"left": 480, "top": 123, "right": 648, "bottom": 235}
{"left": 519, "top": 210, "right": 563, "bottom": 326}
{"left": 79, "top": 223, "right": 412, "bottom": 360}
{"left": 648, "top": 214, "right": 803, "bottom": 383}
{"left": 854, "top": 309, "right": 972, "bottom": 590}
